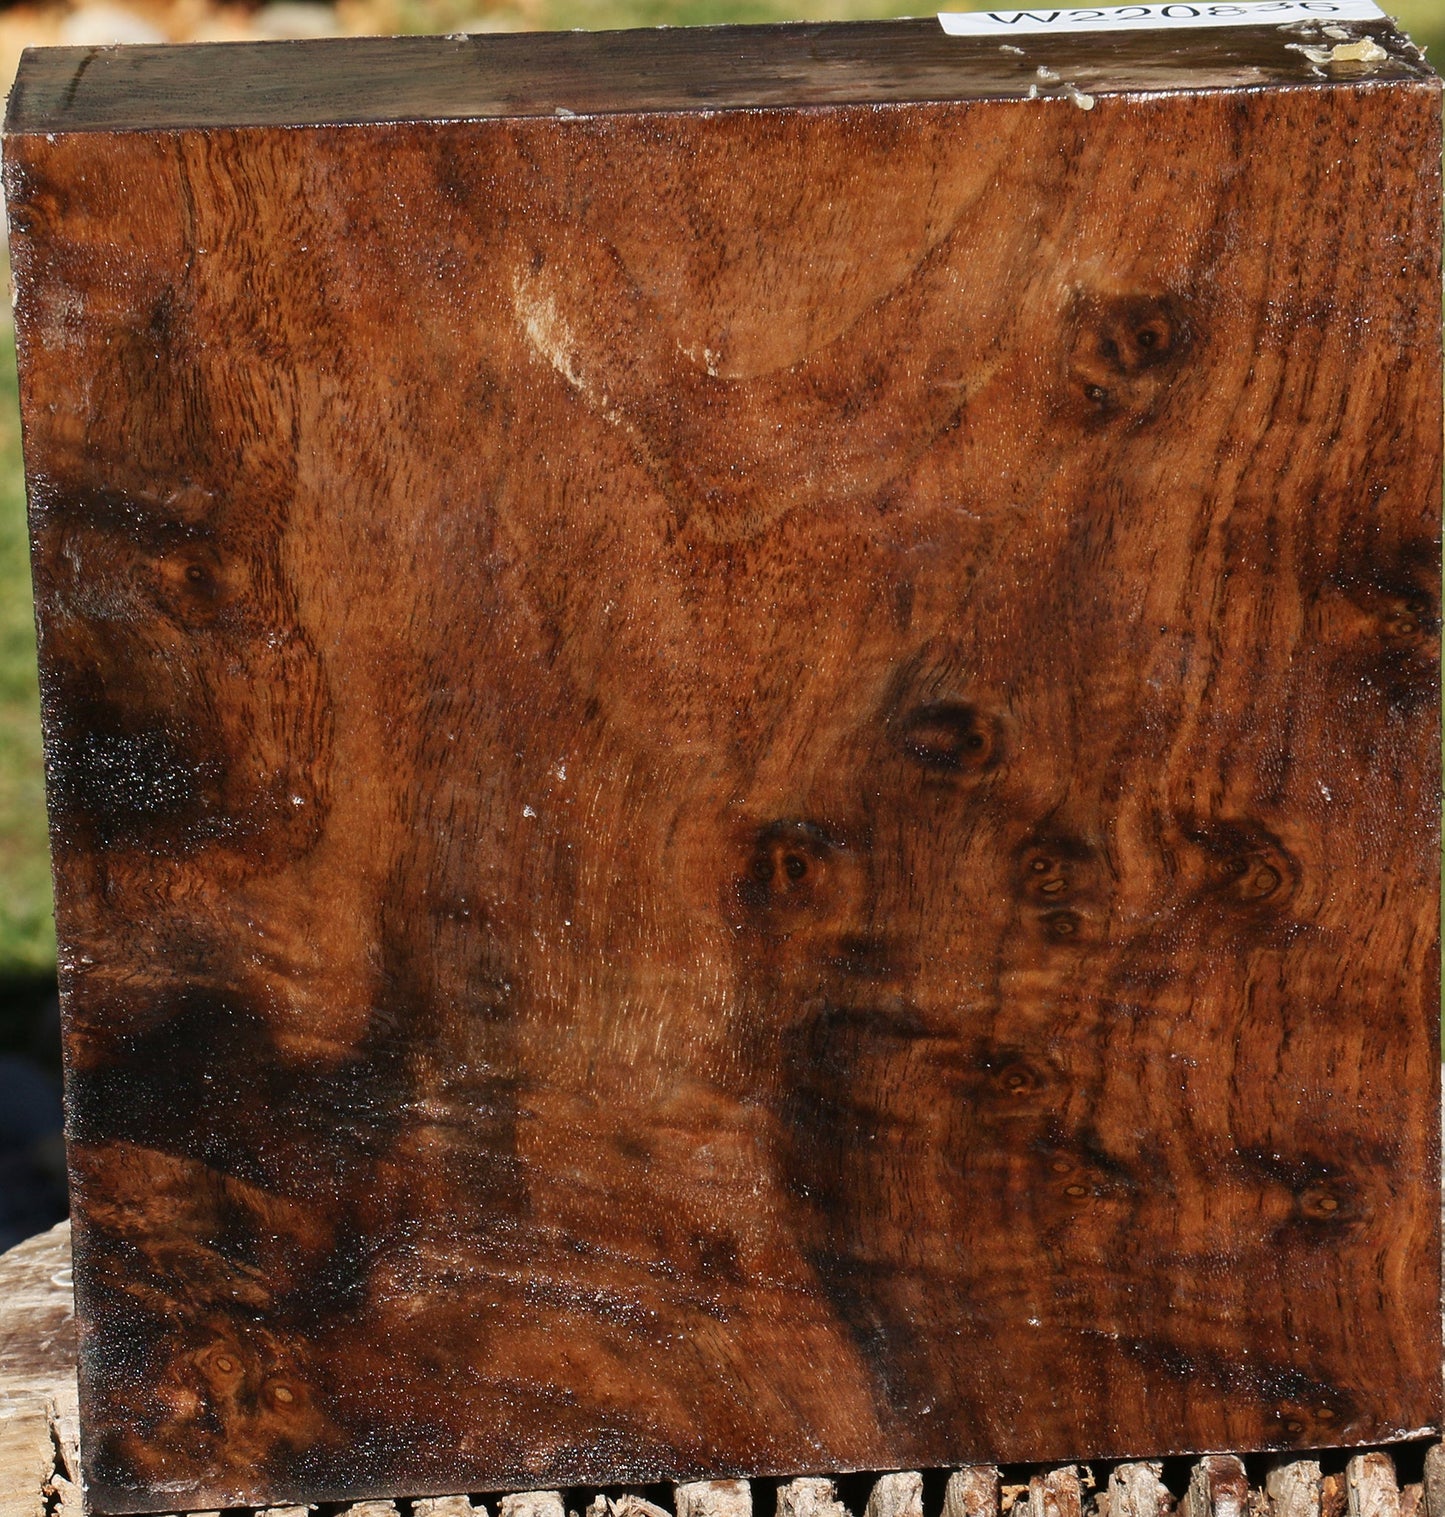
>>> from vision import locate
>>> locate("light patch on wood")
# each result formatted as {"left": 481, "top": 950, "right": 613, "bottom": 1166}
{"left": 1109, "top": 1464, "right": 1172, "bottom": 1517}
{"left": 866, "top": 1474, "right": 923, "bottom": 1517}
{"left": 1187, "top": 1459, "right": 1250, "bottom": 1517}
{"left": 1328, "top": 36, "right": 1389, "bottom": 60}
{"left": 677, "top": 1481, "right": 751, "bottom": 1517}
{"left": 944, "top": 1469, "right": 1001, "bottom": 1517}
{"left": 1290, "top": 36, "right": 1389, "bottom": 64}
{"left": 512, "top": 275, "right": 587, "bottom": 392}
{"left": 778, "top": 1479, "right": 852, "bottom": 1517}
{"left": 1266, "top": 1462, "right": 1322, "bottom": 1517}
{"left": 1347, "top": 1454, "right": 1402, "bottom": 1517}
{"left": 502, "top": 1493, "right": 566, "bottom": 1517}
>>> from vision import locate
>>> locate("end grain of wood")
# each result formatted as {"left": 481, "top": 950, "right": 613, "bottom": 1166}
{"left": 1348, "top": 1457, "right": 1404, "bottom": 1517}
{"left": 678, "top": 1482, "right": 754, "bottom": 1517}
{"left": 867, "top": 1475, "right": 925, "bottom": 1517}
{"left": 1109, "top": 1466, "right": 1173, "bottom": 1517}
{"left": 944, "top": 1471, "right": 1002, "bottom": 1517}
{"left": 1265, "top": 1464, "right": 1323, "bottom": 1517}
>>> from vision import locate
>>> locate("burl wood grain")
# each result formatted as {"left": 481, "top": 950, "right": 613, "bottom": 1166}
{"left": 3, "top": 24, "right": 1441, "bottom": 1513}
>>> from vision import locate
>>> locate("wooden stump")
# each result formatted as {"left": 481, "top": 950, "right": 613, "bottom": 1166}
{"left": 0, "top": 1223, "right": 77, "bottom": 1517}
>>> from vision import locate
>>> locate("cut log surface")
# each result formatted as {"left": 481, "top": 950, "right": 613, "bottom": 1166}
{"left": 943, "top": 1470, "right": 1001, "bottom": 1517}
{"left": 867, "top": 1475, "right": 925, "bottom": 1517}
{"left": 591, "top": 1497, "right": 672, "bottom": 1517}
{"left": 3, "top": 13, "right": 1441, "bottom": 1514}
{"left": 678, "top": 1483, "right": 753, "bottom": 1517}
{"left": 1109, "top": 1465, "right": 1172, "bottom": 1517}
{"left": 1265, "top": 1464, "right": 1322, "bottom": 1517}
{"left": 501, "top": 1495, "right": 564, "bottom": 1517}
{"left": 778, "top": 1481, "right": 853, "bottom": 1517}
{"left": 1189, "top": 1460, "right": 1251, "bottom": 1517}
{"left": 0, "top": 1222, "right": 76, "bottom": 1517}
{"left": 1348, "top": 1457, "right": 1403, "bottom": 1517}
{"left": 1032, "top": 1470, "right": 1084, "bottom": 1517}
{"left": 1422, "top": 1447, "right": 1445, "bottom": 1517}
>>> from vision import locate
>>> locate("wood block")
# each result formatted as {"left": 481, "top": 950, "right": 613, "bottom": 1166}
{"left": 1188, "top": 1460, "right": 1250, "bottom": 1517}
{"left": 866, "top": 1476, "right": 923, "bottom": 1517}
{"left": 1030, "top": 1471, "right": 1083, "bottom": 1517}
{"left": 3, "top": 13, "right": 1440, "bottom": 1513}
{"left": 1348, "top": 1457, "right": 1402, "bottom": 1517}
{"left": 0, "top": 1222, "right": 78, "bottom": 1517}
{"left": 677, "top": 1482, "right": 751, "bottom": 1517}
{"left": 943, "top": 1470, "right": 1000, "bottom": 1517}
{"left": 1266, "top": 1463, "right": 1322, "bottom": 1517}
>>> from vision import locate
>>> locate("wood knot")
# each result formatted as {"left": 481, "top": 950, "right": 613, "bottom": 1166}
{"left": 1321, "top": 535, "right": 1439, "bottom": 715}
{"left": 1180, "top": 816, "right": 1298, "bottom": 916}
{"left": 729, "top": 818, "right": 859, "bottom": 931}
{"left": 976, "top": 1045, "right": 1054, "bottom": 1105}
{"left": 1042, "top": 908, "right": 1082, "bottom": 940}
{"left": 997, "top": 1061, "right": 1040, "bottom": 1096}
{"left": 1017, "top": 831, "right": 1104, "bottom": 943}
{"left": 895, "top": 701, "right": 1003, "bottom": 775}
{"left": 195, "top": 1342, "right": 248, "bottom": 1388}
{"left": 1275, "top": 1397, "right": 1351, "bottom": 1441}
{"left": 149, "top": 541, "right": 249, "bottom": 633}
{"left": 1066, "top": 290, "right": 1191, "bottom": 426}
{"left": 1036, "top": 1134, "right": 1148, "bottom": 1212}
{"left": 1298, "top": 1181, "right": 1355, "bottom": 1221}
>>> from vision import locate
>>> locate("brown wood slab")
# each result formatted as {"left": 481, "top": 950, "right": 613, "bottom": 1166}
{"left": 4, "top": 1226, "right": 1442, "bottom": 1517}
{"left": 3, "top": 17, "right": 1441, "bottom": 1513}
{"left": 2, "top": 1225, "right": 1443, "bottom": 1517}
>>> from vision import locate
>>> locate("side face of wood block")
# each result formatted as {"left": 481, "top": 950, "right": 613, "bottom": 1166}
{"left": 4, "top": 25, "right": 1441, "bottom": 1513}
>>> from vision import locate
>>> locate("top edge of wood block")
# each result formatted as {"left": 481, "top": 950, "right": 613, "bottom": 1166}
{"left": 2, "top": 15, "right": 1438, "bottom": 136}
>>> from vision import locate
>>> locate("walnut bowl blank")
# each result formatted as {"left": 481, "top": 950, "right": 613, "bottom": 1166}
{"left": 4, "top": 17, "right": 1441, "bottom": 1514}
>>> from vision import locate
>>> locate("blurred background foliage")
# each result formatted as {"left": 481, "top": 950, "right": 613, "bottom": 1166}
{"left": 0, "top": 329, "right": 45, "bottom": 980}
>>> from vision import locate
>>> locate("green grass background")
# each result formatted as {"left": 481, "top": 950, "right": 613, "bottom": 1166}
{"left": 1, "top": 0, "right": 1443, "bottom": 977}
{"left": 0, "top": 324, "right": 51, "bottom": 978}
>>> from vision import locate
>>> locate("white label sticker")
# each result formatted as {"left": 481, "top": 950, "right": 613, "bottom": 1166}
{"left": 938, "top": 0, "right": 1386, "bottom": 34}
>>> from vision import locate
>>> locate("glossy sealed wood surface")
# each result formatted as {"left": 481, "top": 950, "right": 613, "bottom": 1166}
{"left": 3, "top": 14, "right": 1435, "bottom": 129}
{"left": 4, "top": 23, "right": 1442, "bottom": 1514}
